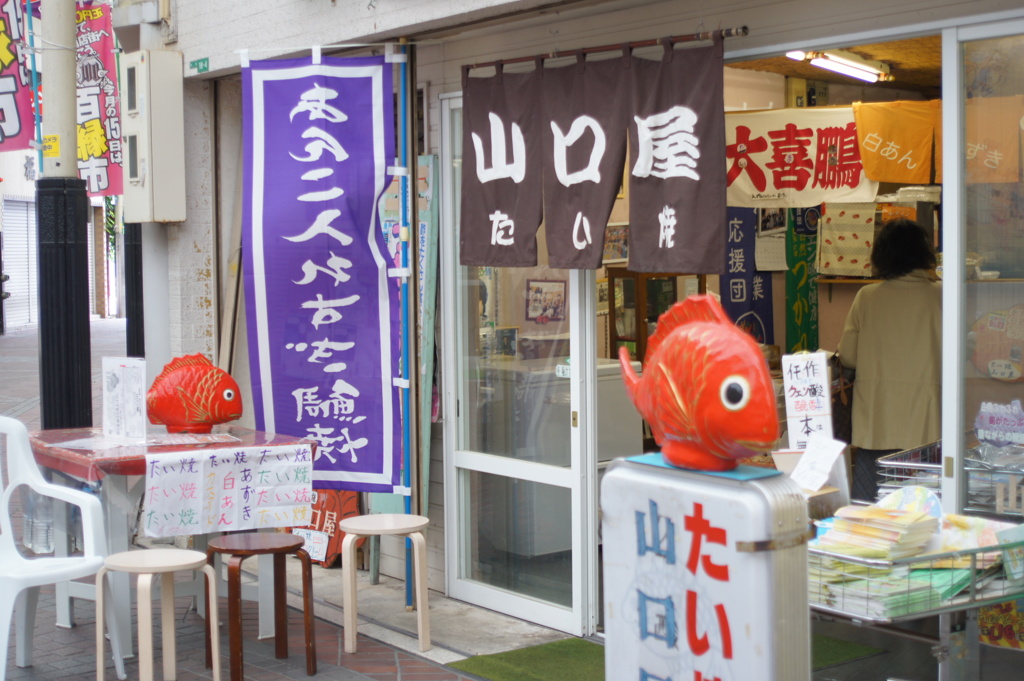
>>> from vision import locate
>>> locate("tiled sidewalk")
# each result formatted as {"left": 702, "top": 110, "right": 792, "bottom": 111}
{"left": 6, "top": 584, "right": 479, "bottom": 681}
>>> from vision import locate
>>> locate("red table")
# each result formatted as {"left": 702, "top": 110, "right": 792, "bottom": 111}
{"left": 30, "top": 425, "right": 316, "bottom": 660}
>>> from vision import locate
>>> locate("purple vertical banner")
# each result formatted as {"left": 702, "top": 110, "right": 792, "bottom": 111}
{"left": 242, "top": 56, "right": 401, "bottom": 493}
{"left": 722, "top": 207, "right": 774, "bottom": 344}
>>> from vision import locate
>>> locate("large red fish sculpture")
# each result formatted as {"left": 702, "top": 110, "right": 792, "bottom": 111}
{"left": 147, "top": 354, "right": 243, "bottom": 433}
{"left": 619, "top": 295, "right": 779, "bottom": 472}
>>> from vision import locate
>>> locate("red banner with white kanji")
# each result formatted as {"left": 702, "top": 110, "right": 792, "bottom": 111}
{"left": 726, "top": 108, "right": 878, "bottom": 208}
{"left": 76, "top": 2, "right": 123, "bottom": 196}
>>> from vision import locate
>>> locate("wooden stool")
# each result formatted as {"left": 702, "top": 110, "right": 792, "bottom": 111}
{"left": 204, "top": 533, "right": 316, "bottom": 681}
{"left": 338, "top": 514, "right": 430, "bottom": 653}
{"left": 96, "top": 548, "right": 221, "bottom": 681}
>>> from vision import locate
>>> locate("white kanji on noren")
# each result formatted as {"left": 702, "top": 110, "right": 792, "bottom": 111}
{"left": 551, "top": 115, "right": 605, "bottom": 187}
{"left": 489, "top": 210, "right": 515, "bottom": 246}
{"left": 472, "top": 112, "right": 526, "bottom": 183}
{"left": 633, "top": 105, "right": 701, "bottom": 181}
{"left": 572, "top": 211, "right": 592, "bottom": 250}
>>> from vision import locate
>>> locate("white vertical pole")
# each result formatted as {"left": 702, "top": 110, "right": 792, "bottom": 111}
{"left": 41, "top": 0, "right": 76, "bottom": 179}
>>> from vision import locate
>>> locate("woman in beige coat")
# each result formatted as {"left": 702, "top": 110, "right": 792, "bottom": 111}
{"left": 837, "top": 218, "right": 942, "bottom": 502}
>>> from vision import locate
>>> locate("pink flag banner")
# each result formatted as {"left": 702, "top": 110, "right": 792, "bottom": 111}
{"left": 0, "top": 1, "right": 35, "bottom": 151}
{"left": 76, "top": 2, "right": 123, "bottom": 196}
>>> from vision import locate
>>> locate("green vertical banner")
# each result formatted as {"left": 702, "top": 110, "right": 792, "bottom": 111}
{"left": 416, "top": 156, "right": 440, "bottom": 508}
{"left": 785, "top": 209, "right": 818, "bottom": 352}
{"left": 370, "top": 155, "right": 440, "bottom": 513}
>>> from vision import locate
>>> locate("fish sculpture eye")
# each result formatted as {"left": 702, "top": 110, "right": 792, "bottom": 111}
{"left": 223, "top": 389, "right": 236, "bottom": 401}
{"left": 719, "top": 375, "right": 751, "bottom": 412}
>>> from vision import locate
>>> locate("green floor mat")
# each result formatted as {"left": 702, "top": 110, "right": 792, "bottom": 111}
{"left": 448, "top": 633, "right": 885, "bottom": 680}
{"left": 811, "top": 632, "right": 886, "bottom": 669}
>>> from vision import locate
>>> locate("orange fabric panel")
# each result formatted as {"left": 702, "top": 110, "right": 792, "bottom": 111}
{"left": 965, "top": 95, "right": 1023, "bottom": 184}
{"left": 930, "top": 100, "right": 943, "bottom": 184}
{"left": 853, "top": 100, "right": 938, "bottom": 184}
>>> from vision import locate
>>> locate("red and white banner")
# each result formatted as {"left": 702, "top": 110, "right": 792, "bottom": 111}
{"left": 76, "top": 2, "right": 123, "bottom": 196}
{"left": 726, "top": 108, "right": 878, "bottom": 208}
{"left": 0, "top": 1, "right": 35, "bottom": 151}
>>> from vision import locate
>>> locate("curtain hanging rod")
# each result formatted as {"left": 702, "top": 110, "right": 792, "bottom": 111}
{"left": 465, "top": 25, "right": 748, "bottom": 72}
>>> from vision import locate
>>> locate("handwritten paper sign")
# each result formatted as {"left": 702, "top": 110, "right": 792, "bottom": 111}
{"left": 143, "top": 443, "right": 314, "bottom": 537}
{"left": 102, "top": 357, "right": 147, "bottom": 441}
{"left": 789, "top": 432, "right": 846, "bottom": 492}
{"left": 781, "top": 351, "right": 832, "bottom": 449}
{"left": 291, "top": 527, "right": 329, "bottom": 562}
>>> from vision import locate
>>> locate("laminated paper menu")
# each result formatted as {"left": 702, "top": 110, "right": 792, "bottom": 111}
{"left": 143, "top": 443, "right": 314, "bottom": 537}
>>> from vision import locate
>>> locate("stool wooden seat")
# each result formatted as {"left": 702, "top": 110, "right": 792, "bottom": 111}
{"left": 337, "top": 514, "right": 430, "bottom": 653}
{"left": 204, "top": 532, "right": 316, "bottom": 681}
{"left": 96, "top": 548, "right": 221, "bottom": 681}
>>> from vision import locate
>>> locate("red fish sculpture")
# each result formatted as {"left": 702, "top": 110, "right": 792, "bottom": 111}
{"left": 147, "top": 354, "right": 243, "bottom": 433}
{"left": 619, "top": 295, "right": 779, "bottom": 471}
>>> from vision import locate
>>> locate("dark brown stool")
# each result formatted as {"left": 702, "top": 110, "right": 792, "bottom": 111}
{"left": 204, "top": 533, "right": 316, "bottom": 680}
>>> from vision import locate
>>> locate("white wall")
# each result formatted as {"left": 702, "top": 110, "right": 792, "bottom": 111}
{"left": 165, "top": 79, "right": 219, "bottom": 363}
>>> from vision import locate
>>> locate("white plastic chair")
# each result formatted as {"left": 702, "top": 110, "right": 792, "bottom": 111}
{"left": 0, "top": 416, "right": 125, "bottom": 680}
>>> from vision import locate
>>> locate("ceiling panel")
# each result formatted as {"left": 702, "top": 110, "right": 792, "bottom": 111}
{"left": 727, "top": 35, "right": 941, "bottom": 99}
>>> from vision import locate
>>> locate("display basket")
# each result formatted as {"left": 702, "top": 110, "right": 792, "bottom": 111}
{"left": 809, "top": 539, "right": 1024, "bottom": 624}
{"left": 877, "top": 437, "right": 1024, "bottom": 517}
{"left": 876, "top": 440, "right": 943, "bottom": 498}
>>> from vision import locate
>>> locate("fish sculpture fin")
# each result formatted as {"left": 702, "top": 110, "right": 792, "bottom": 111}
{"left": 618, "top": 345, "right": 641, "bottom": 402}
{"left": 175, "top": 385, "right": 212, "bottom": 424}
{"left": 150, "top": 354, "right": 214, "bottom": 391}
{"left": 662, "top": 439, "right": 738, "bottom": 472}
{"left": 645, "top": 295, "right": 732, "bottom": 362}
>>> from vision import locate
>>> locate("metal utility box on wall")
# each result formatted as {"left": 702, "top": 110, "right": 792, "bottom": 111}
{"left": 119, "top": 50, "right": 186, "bottom": 223}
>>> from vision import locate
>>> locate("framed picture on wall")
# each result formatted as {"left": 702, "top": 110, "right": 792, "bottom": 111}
{"left": 494, "top": 326, "right": 519, "bottom": 357}
{"left": 526, "top": 279, "right": 566, "bottom": 322}
{"left": 603, "top": 222, "right": 629, "bottom": 264}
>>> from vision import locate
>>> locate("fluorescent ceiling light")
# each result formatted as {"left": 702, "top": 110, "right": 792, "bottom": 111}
{"left": 789, "top": 48, "right": 893, "bottom": 83}
{"left": 809, "top": 56, "right": 881, "bottom": 82}
{"left": 822, "top": 49, "right": 889, "bottom": 76}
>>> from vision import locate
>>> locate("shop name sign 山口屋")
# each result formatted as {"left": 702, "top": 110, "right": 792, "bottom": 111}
{"left": 460, "top": 38, "right": 727, "bottom": 274}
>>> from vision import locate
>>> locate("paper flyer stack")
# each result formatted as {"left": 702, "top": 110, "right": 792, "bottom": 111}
{"left": 818, "top": 505, "right": 938, "bottom": 560}
{"left": 810, "top": 564, "right": 975, "bottom": 619}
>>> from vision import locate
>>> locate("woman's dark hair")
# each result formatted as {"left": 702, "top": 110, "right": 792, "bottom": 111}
{"left": 870, "top": 218, "right": 937, "bottom": 279}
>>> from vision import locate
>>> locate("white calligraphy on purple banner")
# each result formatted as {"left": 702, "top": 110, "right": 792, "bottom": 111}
{"left": 242, "top": 56, "right": 402, "bottom": 493}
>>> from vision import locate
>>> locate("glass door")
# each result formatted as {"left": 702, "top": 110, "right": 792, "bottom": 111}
{"left": 440, "top": 94, "right": 595, "bottom": 634}
{"left": 942, "top": 20, "right": 1024, "bottom": 514}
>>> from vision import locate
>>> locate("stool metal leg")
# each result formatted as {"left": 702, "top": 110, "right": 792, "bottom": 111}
{"left": 226, "top": 555, "right": 245, "bottom": 681}
{"left": 341, "top": 532, "right": 359, "bottom": 653}
{"left": 161, "top": 572, "right": 177, "bottom": 680}
{"left": 297, "top": 548, "right": 317, "bottom": 675}
{"left": 137, "top": 573, "right": 156, "bottom": 681}
{"left": 201, "top": 563, "right": 222, "bottom": 681}
{"left": 273, "top": 552, "right": 288, "bottom": 659}
{"left": 410, "top": 531, "right": 431, "bottom": 651}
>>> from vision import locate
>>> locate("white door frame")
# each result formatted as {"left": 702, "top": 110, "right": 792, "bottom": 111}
{"left": 439, "top": 92, "right": 598, "bottom": 635}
